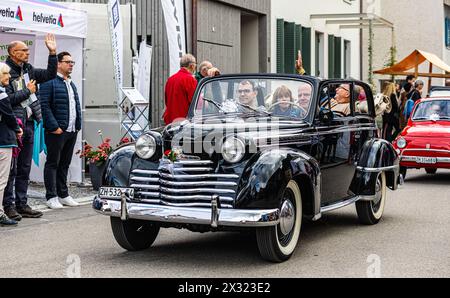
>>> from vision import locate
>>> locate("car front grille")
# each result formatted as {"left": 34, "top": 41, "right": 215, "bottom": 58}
{"left": 130, "top": 160, "right": 239, "bottom": 208}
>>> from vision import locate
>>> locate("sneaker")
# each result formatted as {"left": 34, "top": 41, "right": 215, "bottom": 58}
{"left": 59, "top": 196, "right": 80, "bottom": 207}
{"left": 0, "top": 213, "right": 18, "bottom": 227}
{"left": 17, "top": 205, "right": 44, "bottom": 218}
{"left": 46, "top": 198, "right": 64, "bottom": 210}
{"left": 5, "top": 207, "right": 22, "bottom": 221}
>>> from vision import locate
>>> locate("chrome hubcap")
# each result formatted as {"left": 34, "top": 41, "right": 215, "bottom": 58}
{"left": 280, "top": 200, "right": 295, "bottom": 235}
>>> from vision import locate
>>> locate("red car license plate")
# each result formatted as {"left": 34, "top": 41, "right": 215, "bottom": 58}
{"left": 416, "top": 157, "right": 437, "bottom": 164}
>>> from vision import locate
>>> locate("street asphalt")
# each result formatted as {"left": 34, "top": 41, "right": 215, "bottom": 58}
{"left": 0, "top": 169, "right": 449, "bottom": 278}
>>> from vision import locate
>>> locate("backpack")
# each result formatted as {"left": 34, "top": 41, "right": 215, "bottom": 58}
{"left": 403, "top": 98, "right": 415, "bottom": 120}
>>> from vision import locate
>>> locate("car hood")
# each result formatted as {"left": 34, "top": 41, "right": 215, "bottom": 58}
{"left": 405, "top": 122, "right": 450, "bottom": 138}
{"left": 163, "top": 115, "right": 311, "bottom": 146}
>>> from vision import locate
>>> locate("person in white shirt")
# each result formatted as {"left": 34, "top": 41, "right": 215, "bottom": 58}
{"left": 39, "top": 52, "right": 82, "bottom": 209}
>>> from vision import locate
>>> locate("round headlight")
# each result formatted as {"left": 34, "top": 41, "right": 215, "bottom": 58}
{"left": 397, "top": 137, "right": 407, "bottom": 149}
{"left": 135, "top": 134, "right": 157, "bottom": 159}
{"left": 221, "top": 137, "right": 246, "bottom": 164}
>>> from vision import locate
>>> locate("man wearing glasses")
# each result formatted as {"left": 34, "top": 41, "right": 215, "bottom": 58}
{"left": 329, "top": 84, "right": 351, "bottom": 116}
{"left": 3, "top": 34, "right": 58, "bottom": 220}
{"left": 39, "top": 52, "right": 81, "bottom": 209}
{"left": 238, "top": 80, "right": 259, "bottom": 108}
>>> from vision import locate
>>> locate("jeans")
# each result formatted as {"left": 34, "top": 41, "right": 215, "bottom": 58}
{"left": 3, "top": 121, "right": 34, "bottom": 209}
{"left": 0, "top": 148, "right": 13, "bottom": 214}
{"left": 44, "top": 131, "right": 78, "bottom": 200}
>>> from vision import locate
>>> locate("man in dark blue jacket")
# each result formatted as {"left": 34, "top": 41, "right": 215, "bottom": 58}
{"left": 4, "top": 34, "right": 57, "bottom": 220}
{"left": 40, "top": 52, "right": 82, "bottom": 209}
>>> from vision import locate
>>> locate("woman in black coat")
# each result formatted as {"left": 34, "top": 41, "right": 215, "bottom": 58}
{"left": 0, "top": 62, "right": 22, "bottom": 226}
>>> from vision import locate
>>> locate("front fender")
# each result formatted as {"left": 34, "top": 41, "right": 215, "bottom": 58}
{"left": 350, "top": 139, "right": 400, "bottom": 196}
{"left": 102, "top": 144, "right": 136, "bottom": 187}
{"left": 235, "top": 148, "right": 321, "bottom": 217}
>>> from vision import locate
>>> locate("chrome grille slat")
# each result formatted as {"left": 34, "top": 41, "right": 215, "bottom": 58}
{"left": 160, "top": 187, "right": 235, "bottom": 195}
{"left": 131, "top": 184, "right": 160, "bottom": 190}
{"left": 159, "top": 167, "right": 214, "bottom": 172}
{"left": 131, "top": 159, "right": 238, "bottom": 208}
{"left": 174, "top": 160, "right": 214, "bottom": 166}
{"left": 132, "top": 169, "right": 159, "bottom": 175}
{"left": 159, "top": 173, "right": 239, "bottom": 180}
{"left": 160, "top": 180, "right": 237, "bottom": 187}
{"left": 130, "top": 177, "right": 159, "bottom": 183}
{"left": 139, "top": 191, "right": 160, "bottom": 198}
{"left": 139, "top": 192, "right": 234, "bottom": 202}
{"left": 161, "top": 194, "right": 234, "bottom": 202}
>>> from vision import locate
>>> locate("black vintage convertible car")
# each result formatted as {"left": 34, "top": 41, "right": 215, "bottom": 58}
{"left": 93, "top": 74, "right": 400, "bottom": 263}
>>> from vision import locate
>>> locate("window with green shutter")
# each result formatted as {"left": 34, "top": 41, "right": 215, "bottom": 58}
{"left": 277, "top": 19, "right": 285, "bottom": 73}
{"left": 446, "top": 18, "right": 450, "bottom": 48}
{"left": 276, "top": 19, "right": 310, "bottom": 75}
{"left": 328, "top": 35, "right": 335, "bottom": 78}
{"left": 334, "top": 37, "right": 342, "bottom": 78}
{"left": 301, "top": 27, "right": 311, "bottom": 75}
{"left": 284, "top": 22, "right": 296, "bottom": 73}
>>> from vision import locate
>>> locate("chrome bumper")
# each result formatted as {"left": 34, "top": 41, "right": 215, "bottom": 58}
{"left": 400, "top": 149, "right": 450, "bottom": 164}
{"left": 92, "top": 196, "right": 280, "bottom": 228}
{"left": 401, "top": 156, "right": 450, "bottom": 163}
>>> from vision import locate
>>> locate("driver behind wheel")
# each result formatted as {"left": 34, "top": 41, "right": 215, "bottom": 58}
{"left": 272, "top": 85, "right": 304, "bottom": 118}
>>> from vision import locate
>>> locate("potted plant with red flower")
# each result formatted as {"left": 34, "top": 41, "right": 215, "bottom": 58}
{"left": 77, "top": 131, "right": 131, "bottom": 190}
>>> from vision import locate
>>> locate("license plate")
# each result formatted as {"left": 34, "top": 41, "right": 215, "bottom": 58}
{"left": 99, "top": 187, "right": 134, "bottom": 199}
{"left": 416, "top": 157, "right": 437, "bottom": 164}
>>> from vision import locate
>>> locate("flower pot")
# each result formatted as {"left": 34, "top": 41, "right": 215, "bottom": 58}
{"left": 90, "top": 163, "right": 106, "bottom": 191}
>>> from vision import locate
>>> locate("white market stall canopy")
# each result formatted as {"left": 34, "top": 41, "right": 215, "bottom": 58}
{"left": 0, "top": 0, "right": 87, "bottom": 38}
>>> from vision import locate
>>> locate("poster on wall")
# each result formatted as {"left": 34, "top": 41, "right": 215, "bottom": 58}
{"left": 136, "top": 40, "right": 152, "bottom": 101}
{"left": 0, "top": 33, "right": 36, "bottom": 63}
{"left": 107, "top": 0, "right": 123, "bottom": 105}
{"left": 161, "top": 0, "right": 186, "bottom": 76}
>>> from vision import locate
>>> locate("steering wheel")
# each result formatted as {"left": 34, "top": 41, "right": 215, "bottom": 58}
{"left": 268, "top": 101, "right": 307, "bottom": 116}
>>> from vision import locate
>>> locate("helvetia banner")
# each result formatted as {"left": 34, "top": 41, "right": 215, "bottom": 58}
{"left": 0, "top": 0, "right": 87, "bottom": 38}
{"left": 107, "top": 0, "right": 124, "bottom": 103}
{"left": 161, "top": 0, "right": 186, "bottom": 76}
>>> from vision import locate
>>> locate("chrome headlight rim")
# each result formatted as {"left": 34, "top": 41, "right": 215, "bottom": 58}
{"left": 221, "top": 136, "right": 246, "bottom": 164}
{"left": 397, "top": 137, "right": 407, "bottom": 149}
{"left": 135, "top": 134, "right": 157, "bottom": 160}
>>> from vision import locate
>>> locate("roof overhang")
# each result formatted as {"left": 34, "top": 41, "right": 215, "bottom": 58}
{"left": 310, "top": 13, "right": 394, "bottom": 30}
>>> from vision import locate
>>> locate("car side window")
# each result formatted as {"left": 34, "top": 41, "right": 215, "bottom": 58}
{"left": 319, "top": 83, "right": 352, "bottom": 118}
{"left": 353, "top": 84, "right": 371, "bottom": 116}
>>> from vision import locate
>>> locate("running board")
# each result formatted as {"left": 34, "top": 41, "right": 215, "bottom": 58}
{"left": 320, "top": 196, "right": 360, "bottom": 214}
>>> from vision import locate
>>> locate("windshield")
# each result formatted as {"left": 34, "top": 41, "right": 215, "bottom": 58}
{"left": 194, "top": 77, "right": 313, "bottom": 120}
{"left": 412, "top": 100, "right": 450, "bottom": 121}
{"left": 429, "top": 90, "right": 450, "bottom": 97}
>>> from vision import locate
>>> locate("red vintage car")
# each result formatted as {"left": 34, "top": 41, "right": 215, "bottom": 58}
{"left": 393, "top": 97, "right": 450, "bottom": 178}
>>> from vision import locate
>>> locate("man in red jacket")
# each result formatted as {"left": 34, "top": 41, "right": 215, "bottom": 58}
{"left": 163, "top": 54, "right": 198, "bottom": 125}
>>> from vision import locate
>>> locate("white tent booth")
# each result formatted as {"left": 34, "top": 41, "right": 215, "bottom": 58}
{"left": 0, "top": 0, "right": 87, "bottom": 183}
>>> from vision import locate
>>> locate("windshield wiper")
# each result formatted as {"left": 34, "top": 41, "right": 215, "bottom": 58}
{"left": 202, "top": 97, "right": 228, "bottom": 114}
{"left": 234, "top": 101, "right": 272, "bottom": 116}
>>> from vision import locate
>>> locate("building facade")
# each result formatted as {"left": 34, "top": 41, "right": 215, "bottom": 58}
{"left": 271, "top": 0, "right": 361, "bottom": 79}
{"left": 362, "top": 0, "right": 449, "bottom": 90}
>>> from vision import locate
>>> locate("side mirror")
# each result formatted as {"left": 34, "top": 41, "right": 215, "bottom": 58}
{"left": 319, "top": 108, "right": 334, "bottom": 124}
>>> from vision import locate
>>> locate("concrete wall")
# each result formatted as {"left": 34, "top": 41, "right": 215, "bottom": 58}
{"left": 270, "top": 0, "right": 361, "bottom": 79}
{"left": 363, "top": 0, "right": 446, "bottom": 90}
